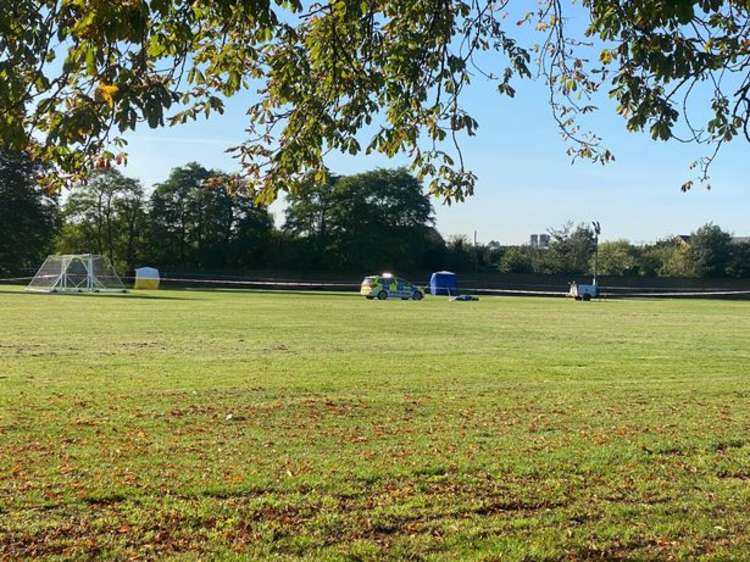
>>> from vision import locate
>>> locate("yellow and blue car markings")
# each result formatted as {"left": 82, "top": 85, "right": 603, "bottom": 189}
{"left": 360, "top": 275, "right": 424, "bottom": 300}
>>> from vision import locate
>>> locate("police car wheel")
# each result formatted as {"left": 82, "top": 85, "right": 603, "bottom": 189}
{"left": 412, "top": 291, "right": 423, "bottom": 300}
{"left": 376, "top": 290, "right": 388, "bottom": 300}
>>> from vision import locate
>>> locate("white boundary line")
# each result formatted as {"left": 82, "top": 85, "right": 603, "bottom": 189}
{"left": 158, "top": 276, "right": 360, "bottom": 288}
{"left": 602, "top": 290, "right": 750, "bottom": 297}
{"left": 3, "top": 275, "right": 750, "bottom": 298}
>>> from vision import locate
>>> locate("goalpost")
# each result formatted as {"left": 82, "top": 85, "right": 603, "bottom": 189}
{"left": 26, "top": 254, "right": 127, "bottom": 293}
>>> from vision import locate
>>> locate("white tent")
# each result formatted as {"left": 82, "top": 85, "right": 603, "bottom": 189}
{"left": 134, "top": 267, "right": 160, "bottom": 290}
{"left": 27, "top": 254, "right": 126, "bottom": 293}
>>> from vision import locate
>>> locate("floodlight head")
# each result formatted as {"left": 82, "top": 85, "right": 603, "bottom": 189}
{"left": 381, "top": 272, "right": 393, "bottom": 278}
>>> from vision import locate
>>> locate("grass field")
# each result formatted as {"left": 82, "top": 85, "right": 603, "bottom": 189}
{"left": 2, "top": 286, "right": 750, "bottom": 561}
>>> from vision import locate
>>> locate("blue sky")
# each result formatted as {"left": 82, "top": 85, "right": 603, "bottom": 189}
{"left": 120, "top": 10, "right": 748, "bottom": 245}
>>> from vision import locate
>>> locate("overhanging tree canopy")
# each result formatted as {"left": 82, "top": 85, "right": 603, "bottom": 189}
{"left": 2, "top": 1, "right": 749, "bottom": 198}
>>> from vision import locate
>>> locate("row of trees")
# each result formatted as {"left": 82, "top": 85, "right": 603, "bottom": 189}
{"left": 55, "top": 165, "right": 450, "bottom": 273}
{"left": 1, "top": 158, "right": 456, "bottom": 275}
{"left": 2, "top": 155, "right": 749, "bottom": 279}
{"left": 496, "top": 224, "right": 750, "bottom": 279}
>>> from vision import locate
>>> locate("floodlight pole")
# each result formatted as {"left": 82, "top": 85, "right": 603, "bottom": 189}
{"left": 592, "top": 221, "right": 601, "bottom": 286}
{"left": 473, "top": 230, "right": 478, "bottom": 272}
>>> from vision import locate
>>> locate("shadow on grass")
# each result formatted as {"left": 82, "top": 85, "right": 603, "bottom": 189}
{"left": 0, "top": 288, "right": 191, "bottom": 301}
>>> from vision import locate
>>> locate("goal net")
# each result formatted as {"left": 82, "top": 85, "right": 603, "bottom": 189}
{"left": 27, "top": 254, "right": 126, "bottom": 293}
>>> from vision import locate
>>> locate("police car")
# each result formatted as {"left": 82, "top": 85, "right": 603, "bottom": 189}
{"left": 360, "top": 273, "right": 424, "bottom": 300}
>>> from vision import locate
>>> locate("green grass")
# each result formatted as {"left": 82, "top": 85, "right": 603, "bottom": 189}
{"left": 2, "top": 286, "right": 750, "bottom": 561}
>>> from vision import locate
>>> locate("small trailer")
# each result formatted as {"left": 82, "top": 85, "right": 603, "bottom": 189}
{"left": 569, "top": 281, "right": 599, "bottom": 301}
{"left": 569, "top": 220, "right": 602, "bottom": 302}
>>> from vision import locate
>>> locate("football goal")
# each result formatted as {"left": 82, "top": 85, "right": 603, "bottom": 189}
{"left": 27, "top": 254, "right": 127, "bottom": 293}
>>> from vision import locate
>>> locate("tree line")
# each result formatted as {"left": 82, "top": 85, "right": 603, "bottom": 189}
{"left": 1, "top": 156, "right": 448, "bottom": 275}
{"left": 495, "top": 224, "right": 750, "bottom": 279}
{"left": 2, "top": 154, "right": 749, "bottom": 280}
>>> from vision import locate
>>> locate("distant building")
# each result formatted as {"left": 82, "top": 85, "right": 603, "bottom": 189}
{"left": 732, "top": 236, "right": 750, "bottom": 245}
{"left": 529, "top": 233, "right": 550, "bottom": 249}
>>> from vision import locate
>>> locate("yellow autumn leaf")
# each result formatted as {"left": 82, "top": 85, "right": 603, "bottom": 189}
{"left": 96, "top": 84, "right": 119, "bottom": 107}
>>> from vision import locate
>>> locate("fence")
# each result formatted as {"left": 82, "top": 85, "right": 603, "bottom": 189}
{"left": 4, "top": 268, "right": 750, "bottom": 299}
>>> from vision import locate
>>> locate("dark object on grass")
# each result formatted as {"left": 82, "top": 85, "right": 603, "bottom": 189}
{"left": 450, "top": 295, "right": 478, "bottom": 302}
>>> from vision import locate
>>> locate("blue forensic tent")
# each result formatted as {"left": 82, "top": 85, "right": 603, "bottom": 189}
{"left": 430, "top": 271, "right": 458, "bottom": 296}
